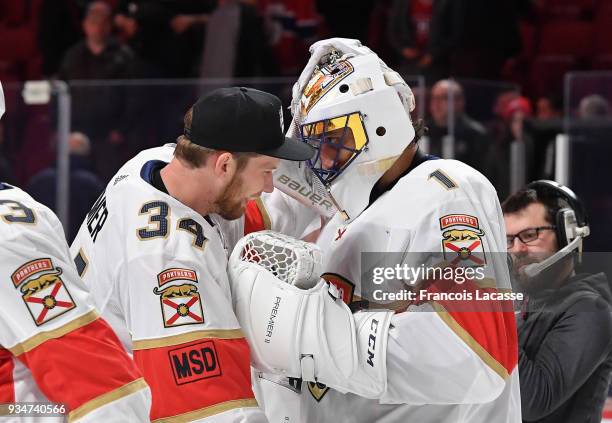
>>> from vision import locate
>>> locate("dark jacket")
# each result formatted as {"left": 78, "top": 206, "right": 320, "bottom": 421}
{"left": 428, "top": 0, "right": 520, "bottom": 79}
{"left": 518, "top": 272, "right": 612, "bottom": 422}
{"left": 59, "top": 39, "right": 136, "bottom": 140}
{"left": 425, "top": 114, "right": 491, "bottom": 172}
{"left": 26, "top": 156, "right": 104, "bottom": 243}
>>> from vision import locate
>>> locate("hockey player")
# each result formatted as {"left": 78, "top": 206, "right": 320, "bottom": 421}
{"left": 0, "top": 82, "right": 152, "bottom": 421}
{"left": 69, "top": 87, "right": 314, "bottom": 422}
{"left": 228, "top": 39, "right": 521, "bottom": 422}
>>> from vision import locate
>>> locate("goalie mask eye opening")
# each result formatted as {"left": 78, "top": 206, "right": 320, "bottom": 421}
{"left": 300, "top": 112, "right": 368, "bottom": 185}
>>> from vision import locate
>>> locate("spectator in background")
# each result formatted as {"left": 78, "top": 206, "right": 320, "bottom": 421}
{"left": 486, "top": 96, "right": 535, "bottom": 199}
{"left": 503, "top": 181, "right": 612, "bottom": 423}
{"left": 578, "top": 94, "right": 611, "bottom": 119}
{"left": 530, "top": 95, "right": 563, "bottom": 183}
{"left": 426, "top": 79, "right": 490, "bottom": 171}
{"left": 387, "top": 0, "right": 434, "bottom": 76}
{"left": 428, "top": 0, "right": 520, "bottom": 81}
{"left": 316, "top": 0, "right": 375, "bottom": 43}
{"left": 27, "top": 132, "right": 104, "bottom": 242}
{"left": 114, "top": 0, "right": 215, "bottom": 78}
{"left": 59, "top": 1, "right": 136, "bottom": 181}
{"left": 488, "top": 89, "right": 519, "bottom": 158}
{"left": 492, "top": 90, "right": 520, "bottom": 123}
{"left": 167, "top": 2, "right": 213, "bottom": 78}
{"left": 0, "top": 120, "right": 12, "bottom": 184}
{"left": 262, "top": 0, "right": 319, "bottom": 76}
{"left": 38, "top": 0, "right": 81, "bottom": 77}
{"left": 59, "top": 1, "right": 135, "bottom": 81}
{"left": 504, "top": 97, "right": 533, "bottom": 143}
{"left": 535, "top": 95, "right": 563, "bottom": 120}
{"left": 114, "top": 1, "right": 172, "bottom": 77}
{"left": 200, "top": 0, "right": 277, "bottom": 79}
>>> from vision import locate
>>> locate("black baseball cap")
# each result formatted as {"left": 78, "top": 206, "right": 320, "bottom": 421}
{"left": 184, "top": 87, "right": 314, "bottom": 161}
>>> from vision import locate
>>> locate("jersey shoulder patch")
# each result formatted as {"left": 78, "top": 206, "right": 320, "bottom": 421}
{"left": 428, "top": 169, "right": 458, "bottom": 190}
{"left": 11, "top": 258, "right": 77, "bottom": 326}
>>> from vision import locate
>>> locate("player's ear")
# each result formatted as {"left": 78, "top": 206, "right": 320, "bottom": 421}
{"left": 213, "top": 152, "right": 237, "bottom": 179}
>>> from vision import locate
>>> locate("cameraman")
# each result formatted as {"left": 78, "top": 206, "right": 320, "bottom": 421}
{"left": 503, "top": 180, "right": 612, "bottom": 422}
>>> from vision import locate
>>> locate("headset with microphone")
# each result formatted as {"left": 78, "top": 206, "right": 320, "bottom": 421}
{"left": 522, "top": 180, "right": 590, "bottom": 278}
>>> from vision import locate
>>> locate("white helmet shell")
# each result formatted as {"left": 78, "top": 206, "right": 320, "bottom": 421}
{"left": 296, "top": 50, "right": 416, "bottom": 221}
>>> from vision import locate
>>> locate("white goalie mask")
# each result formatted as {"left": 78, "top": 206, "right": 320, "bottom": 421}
{"left": 294, "top": 49, "right": 416, "bottom": 221}
{"left": 0, "top": 82, "right": 5, "bottom": 120}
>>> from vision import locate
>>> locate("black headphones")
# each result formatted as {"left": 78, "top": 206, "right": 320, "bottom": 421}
{"left": 526, "top": 180, "right": 589, "bottom": 248}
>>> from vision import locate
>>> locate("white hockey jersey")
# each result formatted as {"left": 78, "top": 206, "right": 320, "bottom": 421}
{"left": 69, "top": 145, "right": 266, "bottom": 422}
{"left": 241, "top": 156, "right": 521, "bottom": 423}
{"left": 0, "top": 183, "right": 151, "bottom": 422}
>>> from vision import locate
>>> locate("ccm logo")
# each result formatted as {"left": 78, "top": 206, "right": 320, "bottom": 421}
{"left": 168, "top": 341, "right": 222, "bottom": 385}
{"left": 367, "top": 319, "right": 379, "bottom": 367}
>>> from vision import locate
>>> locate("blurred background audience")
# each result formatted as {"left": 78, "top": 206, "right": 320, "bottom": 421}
{"left": 3, "top": 0, "right": 609, "bottom": 88}
{"left": 425, "top": 79, "right": 491, "bottom": 170}
{"left": 26, "top": 131, "right": 103, "bottom": 242}
{"left": 1, "top": 0, "right": 611, "bottom": 206}
{"left": 1, "top": 0, "right": 611, "bottom": 190}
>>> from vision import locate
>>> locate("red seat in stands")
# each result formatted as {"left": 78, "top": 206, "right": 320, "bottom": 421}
{"left": 595, "top": 0, "right": 612, "bottom": 19}
{"left": 530, "top": 55, "right": 577, "bottom": 96}
{"left": 594, "top": 12, "right": 612, "bottom": 55}
{"left": 520, "top": 22, "right": 538, "bottom": 59}
{"left": 538, "top": 21, "right": 594, "bottom": 57}
{"left": 592, "top": 55, "right": 612, "bottom": 70}
{"left": 536, "top": 0, "right": 595, "bottom": 21}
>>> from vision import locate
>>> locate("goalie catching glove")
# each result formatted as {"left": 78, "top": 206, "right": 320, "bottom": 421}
{"left": 228, "top": 231, "right": 393, "bottom": 398}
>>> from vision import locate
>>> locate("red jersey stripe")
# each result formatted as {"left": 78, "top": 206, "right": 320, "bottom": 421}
{"left": 417, "top": 277, "right": 518, "bottom": 378}
{"left": 0, "top": 348, "right": 15, "bottom": 404}
{"left": 16, "top": 318, "right": 144, "bottom": 416}
{"left": 133, "top": 337, "right": 256, "bottom": 421}
{"left": 244, "top": 198, "right": 271, "bottom": 235}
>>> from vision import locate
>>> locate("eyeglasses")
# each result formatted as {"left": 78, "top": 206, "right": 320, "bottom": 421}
{"left": 506, "top": 226, "right": 556, "bottom": 249}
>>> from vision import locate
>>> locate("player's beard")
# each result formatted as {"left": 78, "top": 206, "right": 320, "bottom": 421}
{"left": 215, "top": 171, "right": 247, "bottom": 221}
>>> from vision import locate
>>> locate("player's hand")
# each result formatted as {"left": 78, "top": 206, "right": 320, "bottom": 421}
{"left": 229, "top": 231, "right": 323, "bottom": 289}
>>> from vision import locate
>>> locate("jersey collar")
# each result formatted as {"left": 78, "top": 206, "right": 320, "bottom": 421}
{"left": 140, "top": 160, "right": 216, "bottom": 227}
{"left": 367, "top": 148, "right": 439, "bottom": 206}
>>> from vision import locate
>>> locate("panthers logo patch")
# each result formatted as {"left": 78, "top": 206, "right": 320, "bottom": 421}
{"left": 440, "top": 214, "right": 486, "bottom": 266}
{"left": 154, "top": 268, "right": 204, "bottom": 328}
{"left": 12, "top": 258, "right": 76, "bottom": 326}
